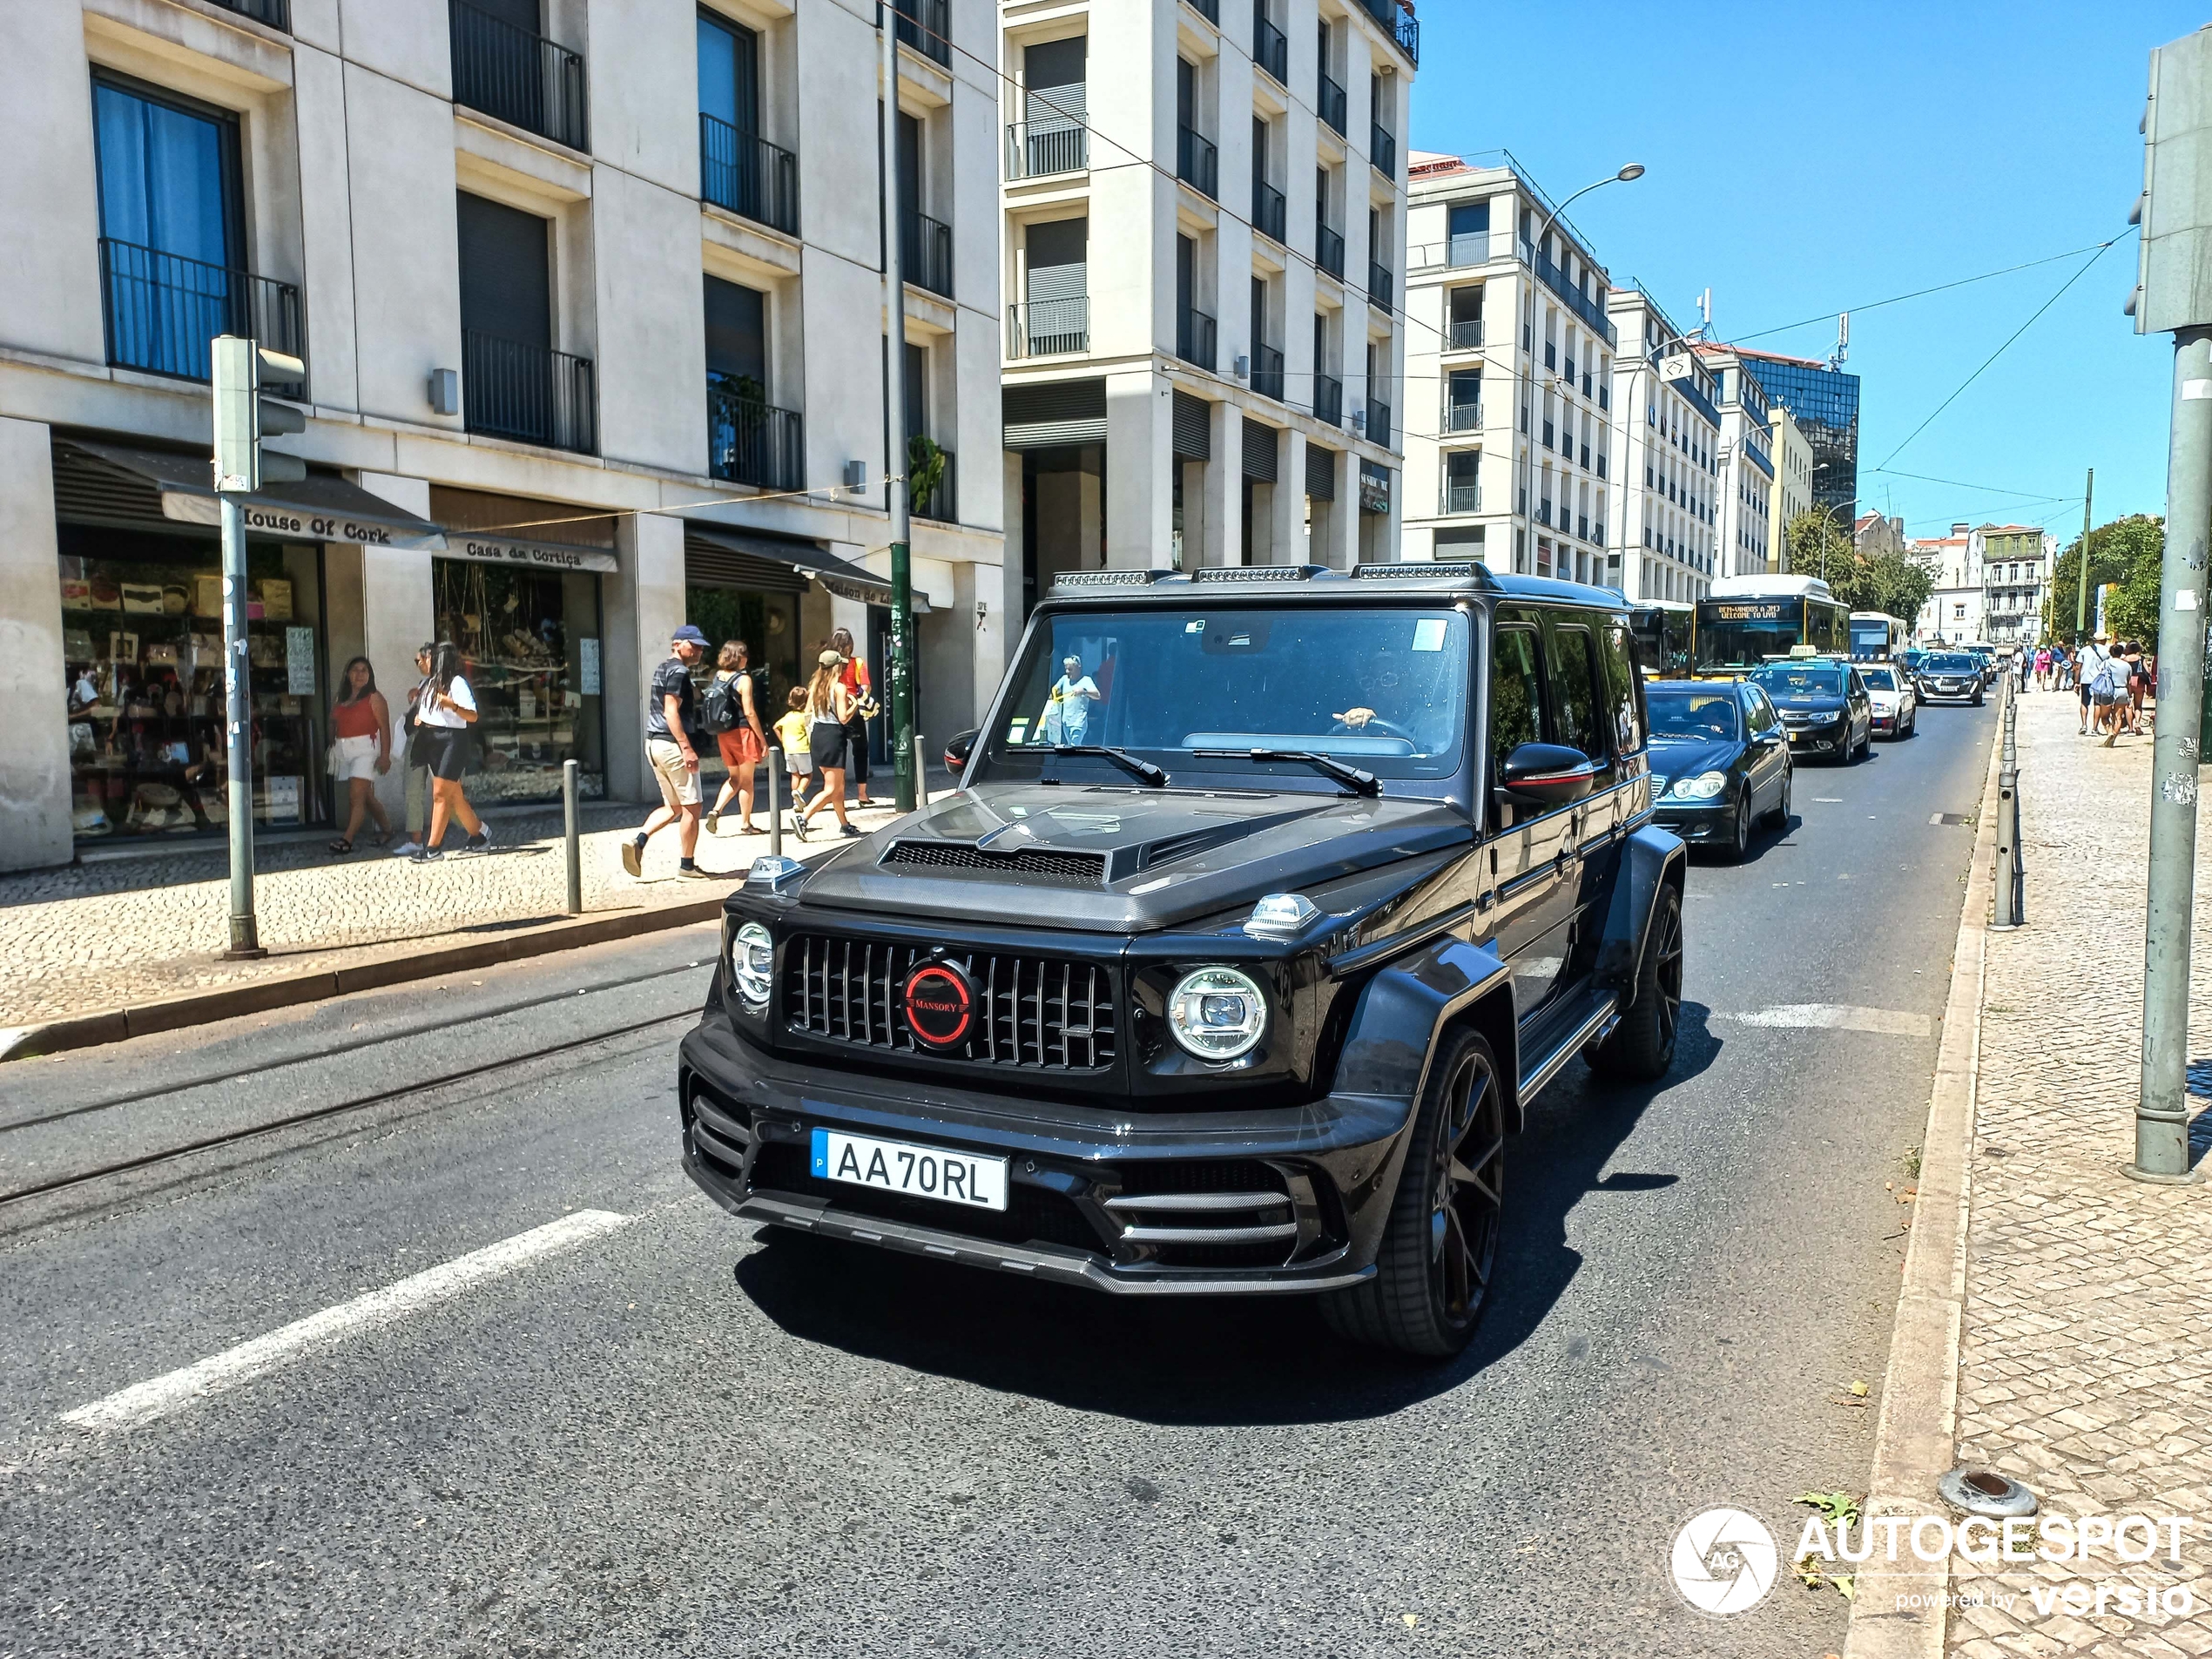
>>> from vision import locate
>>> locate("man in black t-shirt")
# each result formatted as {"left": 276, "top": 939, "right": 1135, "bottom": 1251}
{"left": 624, "top": 624, "right": 711, "bottom": 879}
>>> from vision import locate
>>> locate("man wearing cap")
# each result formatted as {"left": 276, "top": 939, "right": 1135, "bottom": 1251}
{"left": 626, "top": 624, "right": 711, "bottom": 879}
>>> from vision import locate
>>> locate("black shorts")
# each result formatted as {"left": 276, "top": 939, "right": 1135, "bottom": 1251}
{"left": 424, "top": 728, "right": 474, "bottom": 781}
{"left": 809, "top": 725, "right": 847, "bottom": 771}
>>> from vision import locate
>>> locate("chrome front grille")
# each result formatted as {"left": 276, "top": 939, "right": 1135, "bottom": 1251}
{"left": 783, "top": 933, "right": 1117, "bottom": 1070}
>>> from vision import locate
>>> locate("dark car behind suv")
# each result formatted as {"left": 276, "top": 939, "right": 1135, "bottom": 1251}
{"left": 1748, "top": 659, "right": 1872, "bottom": 762}
{"left": 678, "top": 563, "right": 1687, "bottom": 1359}
{"left": 1916, "top": 651, "right": 1986, "bottom": 705}
{"left": 1645, "top": 678, "right": 1791, "bottom": 860}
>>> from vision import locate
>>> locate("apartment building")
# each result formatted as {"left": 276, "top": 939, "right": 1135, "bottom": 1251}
{"left": 998, "top": 0, "right": 1418, "bottom": 608}
{"left": 1604, "top": 287, "right": 1720, "bottom": 603}
{"left": 1767, "top": 402, "right": 1811, "bottom": 574}
{"left": 0, "top": 0, "right": 1003, "bottom": 872}
{"left": 1736, "top": 346, "right": 1860, "bottom": 529}
{"left": 1854, "top": 510, "right": 1905, "bottom": 560}
{"left": 1906, "top": 521, "right": 2052, "bottom": 645}
{"left": 1696, "top": 343, "right": 1775, "bottom": 581}
{"left": 1400, "top": 154, "right": 1620, "bottom": 585}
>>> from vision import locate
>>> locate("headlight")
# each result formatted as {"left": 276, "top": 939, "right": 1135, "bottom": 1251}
{"left": 1676, "top": 770, "right": 1729, "bottom": 799}
{"left": 730, "top": 921, "right": 774, "bottom": 1006}
{"left": 1165, "top": 966, "right": 1267, "bottom": 1061}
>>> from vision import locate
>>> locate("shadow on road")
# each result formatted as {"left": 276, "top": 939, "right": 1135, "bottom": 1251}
{"left": 732, "top": 1001, "right": 1724, "bottom": 1425}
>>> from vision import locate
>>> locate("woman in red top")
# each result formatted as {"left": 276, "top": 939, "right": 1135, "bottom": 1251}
{"left": 830, "top": 626, "right": 875, "bottom": 806}
{"left": 328, "top": 656, "right": 394, "bottom": 853}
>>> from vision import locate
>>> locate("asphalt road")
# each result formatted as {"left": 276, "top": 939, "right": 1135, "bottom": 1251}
{"left": 0, "top": 702, "right": 1994, "bottom": 1659}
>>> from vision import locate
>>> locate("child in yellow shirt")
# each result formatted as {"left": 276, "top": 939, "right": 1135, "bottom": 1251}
{"left": 773, "top": 687, "right": 813, "bottom": 786}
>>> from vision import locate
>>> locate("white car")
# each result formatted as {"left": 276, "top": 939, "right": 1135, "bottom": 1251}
{"left": 1858, "top": 663, "right": 1918, "bottom": 738}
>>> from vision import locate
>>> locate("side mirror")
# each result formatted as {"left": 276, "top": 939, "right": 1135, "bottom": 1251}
{"left": 1499, "top": 742, "right": 1598, "bottom": 807}
{"left": 943, "top": 728, "right": 978, "bottom": 771}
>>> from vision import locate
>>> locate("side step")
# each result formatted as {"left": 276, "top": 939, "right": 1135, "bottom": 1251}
{"left": 1518, "top": 994, "right": 1621, "bottom": 1105}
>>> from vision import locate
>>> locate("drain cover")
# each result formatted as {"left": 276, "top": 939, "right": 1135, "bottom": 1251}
{"left": 1930, "top": 813, "right": 1972, "bottom": 826}
{"left": 1939, "top": 1467, "right": 2038, "bottom": 1518}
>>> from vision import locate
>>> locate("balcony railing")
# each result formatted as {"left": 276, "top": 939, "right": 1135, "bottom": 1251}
{"left": 1312, "top": 373, "right": 1343, "bottom": 426}
{"left": 1252, "top": 342, "right": 1285, "bottom": 401}
{"left": 1254, "top": 5, "right": 1289, "bottom": 83}
{"left": 1318, "top": 72, "right": 1346, "bottom": 136}
{"left": 1447, "top": 316, "right": 1483, "bottom": 349}
{"left": 889, "top": 0, "right": 951, "bottom": 67}
{"left": 1006, "top": 118, "right": 1087, "bottom": 179}
{"left": 707, "top": 386, "right": 804, "bottom": 491}
{"left": 464, "top": 331, "right": 595, "bottom": 453}
{"left": 1528, "top": 246, "right": 1617, "bottom": 347}
{"left": 1253, "top": 178, "right": 1286, "bottom": 243}
{"left": 1367, "top": 260, "right": 1393, "bottom": 311}
{"left": 912, "top": 445, "right": 957, "bottom": 522}
{"left": 1177, "top": 306, "right": 1217, "bottom": 372}
{"left": 98, "top": 238, "right": 305, "bottom": 390}
{"left": 1177, "top": 125, "right": 1217, "bottom": 199}
{"left": 903, "top": 209, "right": 953, "bottom": 298}
{"left": 1370, "top": 124, "right": 1396, "bottom": 178}
{"left": 1357, "top": 0, "right": 1419, "bottom": 64}
{"left": 700, "top": 114, "right": 799, "bottom": 236}
{"left": 1008, "top": 297, "right": 1089, "bottom": 357}
{"left": 1317, "top": 222, "right": 1345, "bottom": 280}
{"left": 208, "top": 0, "right": 289, "bottom": 27}
{"left": 1365, "top": 397, "right": 1391, "bottom": 448}
{"left": 1442, "top": 395, "right": 1482, "bottom": 434}
{"left": 449, "top": 0, "right": 588, "bottom": 152}
{"left": 1441, "top": 475, "right": 1480, "bottom": 515}
{"left": 1186, "top": 0, "right": 1219, "bottom": 21}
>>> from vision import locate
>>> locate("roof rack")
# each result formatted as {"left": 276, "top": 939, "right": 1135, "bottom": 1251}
{"left": 1352, "top": 561, "right": 1499, "bottom": 587}
{"left": 1189, "top": 563, "right": 1330, "bottom": 583}
{"left": 1050, "top": 569, "right": 1163, "bottom": 588}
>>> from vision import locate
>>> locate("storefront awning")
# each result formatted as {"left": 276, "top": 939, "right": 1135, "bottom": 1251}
{"left": 684, "top": 523, "right": 930, "bottom": 612}
{"left": 53, "top": 439, "right": 447, "bottom": 550}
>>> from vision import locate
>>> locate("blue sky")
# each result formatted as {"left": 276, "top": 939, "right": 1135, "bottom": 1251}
{"left": 1409, "top": 3, "right": 2197, "bottom": 543}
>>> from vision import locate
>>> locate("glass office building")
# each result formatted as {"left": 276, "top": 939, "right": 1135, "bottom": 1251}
{"left": 1737, "top": 350, "right": 1858, "bottom": 527}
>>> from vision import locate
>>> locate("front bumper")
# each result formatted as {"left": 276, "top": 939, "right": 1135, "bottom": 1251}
{"left": 1651, "top": 797, "right": 1731, "bottom": 841}
{"left": 1783, "top": 720, "right": 1845, "bottom": 753}
{"left": 678, "top": 1015, "right": 1408, "bottom": 1296}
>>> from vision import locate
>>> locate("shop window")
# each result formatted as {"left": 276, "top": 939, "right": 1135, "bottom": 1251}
{"left": 432, "top": 559, "right": 604, "bottom": 801}
{"left": 61, "top": 526, "right": 324, "bottom": 840}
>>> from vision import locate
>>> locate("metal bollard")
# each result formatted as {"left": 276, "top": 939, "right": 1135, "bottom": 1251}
{"left": 562, "top": 759, "right": 583, "bottom": 915}
{"left": 913, "top": 732, "right": 928, "bottom": 807}
{"left": 1993, "top": 757, "right": 2022, "bottom": 929}
{"left": 767, "top": 749, "right": 783, "bottom": 860}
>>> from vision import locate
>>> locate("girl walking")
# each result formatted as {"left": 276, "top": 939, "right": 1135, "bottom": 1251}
{"left": 327, "top": 656, "right": 393, "bottom": 853}
{"left": 796, "top": 648, "right": 860, "bottom": 840}
{"left": 412, "top": 642, "right": 490, "bottom": 861}
{"left": 704, "top": 640, "right": 768, "bottom": 835}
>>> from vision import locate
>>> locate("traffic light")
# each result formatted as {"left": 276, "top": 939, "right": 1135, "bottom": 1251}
{"left": 2130, "top": 28, "right": 2212, "bottom": 334}
{"left": 211, "top": 334, "right": 307, "bottom": 491}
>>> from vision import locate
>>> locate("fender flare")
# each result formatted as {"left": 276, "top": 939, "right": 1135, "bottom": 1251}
{"left": 1590, "top": 822, "right": 1687, "bottom": 1006}
{"left": 1332, "top": 934, "right": 1523, "bottom": 1133}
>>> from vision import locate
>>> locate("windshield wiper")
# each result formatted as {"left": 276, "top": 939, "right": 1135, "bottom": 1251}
{"left": 1049, "top": 745, "right": 1169, "bottom": 786}
{"left": 1193, "top": 748, "right": 1382, "bottom": 797}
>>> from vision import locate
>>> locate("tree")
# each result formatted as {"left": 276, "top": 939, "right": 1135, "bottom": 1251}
{"left": 2045, "top": 515, "right": 2163, "bottom": 644}
{"left": 1785, "top": 509, "right": 1853, "bottom": 583}
{"left": 1786, "top": 509, "right": 1932, "bottom": 624}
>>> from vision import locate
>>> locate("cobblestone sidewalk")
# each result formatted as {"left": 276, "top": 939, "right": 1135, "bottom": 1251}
{"left": 1945, "top": 692, "right": 2212, "bottom": 1656}
{"left": 0, "top": 790, "right": 927, "bottom": 1029}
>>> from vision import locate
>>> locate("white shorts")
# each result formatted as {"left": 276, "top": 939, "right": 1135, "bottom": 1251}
{"left": 649, "top": 738, "right": 703, "bottom": 808}
{"left": 333, "top": 732, "right": 382, "bottom": 782}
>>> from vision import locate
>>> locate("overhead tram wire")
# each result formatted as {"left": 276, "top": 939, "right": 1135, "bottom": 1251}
{"left": 1729, "top": 237, "right": 2124, "bottom": 346}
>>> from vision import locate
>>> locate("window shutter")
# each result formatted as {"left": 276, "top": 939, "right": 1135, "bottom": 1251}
{"left": 1242, "top": 418, "right": 1278, "bottom": 482}
{"left": 1172, "top": 390, "right": 1211, "bottom": 461}
{"left": 1305, "top": 442, "right": 1337, "bottom": 500}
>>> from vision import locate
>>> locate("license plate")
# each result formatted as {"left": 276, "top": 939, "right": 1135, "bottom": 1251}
{"left": 810, "top": 1128, "right": 1008, "bottom": 1211}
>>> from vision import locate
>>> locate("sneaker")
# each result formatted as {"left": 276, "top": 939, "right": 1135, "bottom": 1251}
{"left": 704, "top": 811, "right": 720, "bottom": 836}
{"left": 621, "top": 838, "right": 644, "bottom": 878}
{"left": 390, "top": 840, "right": 421, "bottom": 858}
{"left": 790, "top": 813, "right": 808, "bottom": 842}
{"left": 461, "top": 830, "right": 493, "bottom": 855}
{"left": 678, "top": 864, "right": 712, "bottom": 880}
{"left": 840, "top": 823, "right": 863, "bottom": 838}
{"left": 408, "top": 846, "right": 443, "bottom": 864}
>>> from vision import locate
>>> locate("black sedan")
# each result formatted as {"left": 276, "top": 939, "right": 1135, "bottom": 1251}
{"left": 1915, "top": 651, "right": 1986, "bottom": 705}
{"left": 1646, "top": 679, "right": 1792, "bottom": 861}
{"left": 1748, "top": 660, "right": 1873, "bottom": 762}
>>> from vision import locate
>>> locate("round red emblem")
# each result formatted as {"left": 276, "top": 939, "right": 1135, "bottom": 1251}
{"left": 902, "top": 961, "right": 974, "bottom": 1049}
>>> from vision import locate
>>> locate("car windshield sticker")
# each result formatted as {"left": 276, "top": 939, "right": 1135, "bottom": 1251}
{"left": 1412, "top": 618, "right": 1447, "bottom": 652}
{"left": 1185, "top": 619, "right": 1205, "bottom": 632}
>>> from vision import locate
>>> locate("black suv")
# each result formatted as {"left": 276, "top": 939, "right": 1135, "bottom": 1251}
{"left": 678, "top": 564, "right": 1687, "bottom": 1357}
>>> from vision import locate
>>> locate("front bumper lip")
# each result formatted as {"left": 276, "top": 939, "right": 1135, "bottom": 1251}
{"left": 678, "top": 1017, "right": 1409, "bottom": 1295}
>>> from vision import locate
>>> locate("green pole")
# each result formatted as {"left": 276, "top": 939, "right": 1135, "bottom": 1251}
{"left": 880, "top": 13, "right": 915, "bottom": 813}
{"left": 2074, "top": 467, "right": 2094, "bottom": 645}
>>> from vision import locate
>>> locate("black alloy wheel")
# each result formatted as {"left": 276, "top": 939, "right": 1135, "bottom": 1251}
{"left": 1588, "top": 882, "right": 1683, "bottom": 1084}
{"left": 1722, "top": 786, "right": 1752, "bottom": 863}
{"left": 1323, "top": 1028, "right": 1505, "bottom": 1358}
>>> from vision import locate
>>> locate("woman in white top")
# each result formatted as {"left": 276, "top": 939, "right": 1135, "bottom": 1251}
{"left": 412, "top": 641, "right": 489, "bottom": 862}
{"left": 794, "top": 648, "right": 860, "bottom": 840}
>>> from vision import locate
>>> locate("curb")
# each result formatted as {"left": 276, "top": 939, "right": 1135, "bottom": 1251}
{"left": 0, "top": 896, "right": 731, "bottom": 1063}
{"left": 1842, "top": 707, "right": 2005, "bottom": 1658}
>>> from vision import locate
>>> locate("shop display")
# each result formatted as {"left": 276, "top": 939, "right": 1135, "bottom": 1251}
{"left": 433, "top": 559, "right": 604, "bottom": 803}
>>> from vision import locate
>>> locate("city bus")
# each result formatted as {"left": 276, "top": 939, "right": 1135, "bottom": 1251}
{"left": 1692, "top": 575, "right": 1851, "bottom": 674}
{"left": 1628, "top": 600, "right": 1696, "bottom": 678}
{"left": 1848, "top": 611, "right": 1910, "bottom": 661}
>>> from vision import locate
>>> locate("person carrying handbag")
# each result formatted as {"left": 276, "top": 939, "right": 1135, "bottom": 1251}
{"left": 390, "top": 644, "right": 437, "bottom": 858}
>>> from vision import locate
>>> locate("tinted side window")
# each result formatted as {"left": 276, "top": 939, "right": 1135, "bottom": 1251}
{"left": 1599, "top": 621, "right": 1643, "bottom": 754}
{"left": 1745, "top": 687, "right": 1774, "bottom": 732}
{"left": 1491, "top": 624, "right": 1544, "bottom": 770}
{"left": 1546, "top": 622, "right": 1604, "bottom": 760}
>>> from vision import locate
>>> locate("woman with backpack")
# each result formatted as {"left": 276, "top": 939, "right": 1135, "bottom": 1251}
{"left": 2089, "top": 643, "right": 2128, "bottom": 745}
{"left": 703, "top": 639, "right": 768, "bottom": 835}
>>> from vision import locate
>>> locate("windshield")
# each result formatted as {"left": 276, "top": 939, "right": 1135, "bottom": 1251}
{"left": 981, "top": 605, "right": 1471, "bottom": 785}
{"left": 1750, "top": 665, "right": 1847, "bottom": 699}
{"left": 1850, "top": 620, "right": 1892, "bottom": 653}
{"left": 1924, "top": 654, "right": 1975, "bottom": 672}
{"left": 1859, "top": 667, "right": 1898, "bottom": 691}
{"left": 1647, "top": 688, "right": 1740, "bottom": 742}
{"left": 1695, "top": 611, "right": 1797, "bottom": 671}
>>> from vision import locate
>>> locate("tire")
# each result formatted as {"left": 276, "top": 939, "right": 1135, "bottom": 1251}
{"left": 1973, "top": 691, "right": 1984, "bottom": 707}
{"left": 1587, "top": 882, "right": 1683, "bottom": 1084}
{"left": 1321, "top": 1028, "right": 1505, "bottom": 1359}
{"left": 1721, "top": 788, "right": 1751, "bottom": 863}
{"left": 1762, "top": 762, "right": 1791, "bottom": 828}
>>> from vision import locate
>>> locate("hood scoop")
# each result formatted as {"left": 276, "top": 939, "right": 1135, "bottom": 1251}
{"left": 880, "top": 840, "right": 1109, "bottom": 886}
{"left": 878, "top": 802, "right": 1333, "bottom": 891}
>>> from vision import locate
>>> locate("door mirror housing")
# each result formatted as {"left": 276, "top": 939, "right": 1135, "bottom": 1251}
{"left": 944, "top": 728, "right": 979, "bottom": 771}
{"left": 1498, "top": 742, "right": 1599, "bottom": 806}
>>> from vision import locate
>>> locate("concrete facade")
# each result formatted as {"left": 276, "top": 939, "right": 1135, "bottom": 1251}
{"left": 1695, "top": 343, "right": 1776, "bottom": 583}
{"left": 1401, "top": 154, "right": 1618, "bottom": 586}
{"left": 998, "top": 0, "right": 1414, "bottom": 608}
{"left": 0, "top": 0, "right": 1006, "bottom": 871}
{"left": 1603, "top": 287, "right": 1718, "bottom": 604}
{"left": 1906, "top": 522, "right": 2052, "bottom": 646}
{"left": 1767, "top": 401, "right": 1811, "bottom": 574}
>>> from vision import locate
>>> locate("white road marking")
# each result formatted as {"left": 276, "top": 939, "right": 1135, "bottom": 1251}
{"left": 60, "top": 1210, "right": 631, "bottom": 1435}
{"left": 1726, "top": 1004, "right": 1932, "bottom": 1037}
{"left": 1812, "top": 798, "right": 1844, "bottom": 803}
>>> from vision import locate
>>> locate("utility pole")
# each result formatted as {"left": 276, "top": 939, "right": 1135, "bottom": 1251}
{"left": 2074, "top": 468, "right": 2094, "bottom": 645}
{"left": 2126, "top": 30, "right": 2212, "bottom": 1184}
{"left": 210, "top": 335, "right": 306, "bottom": 961}
{"left": 879, "top": 10, "right": 916, "bottom": 813}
